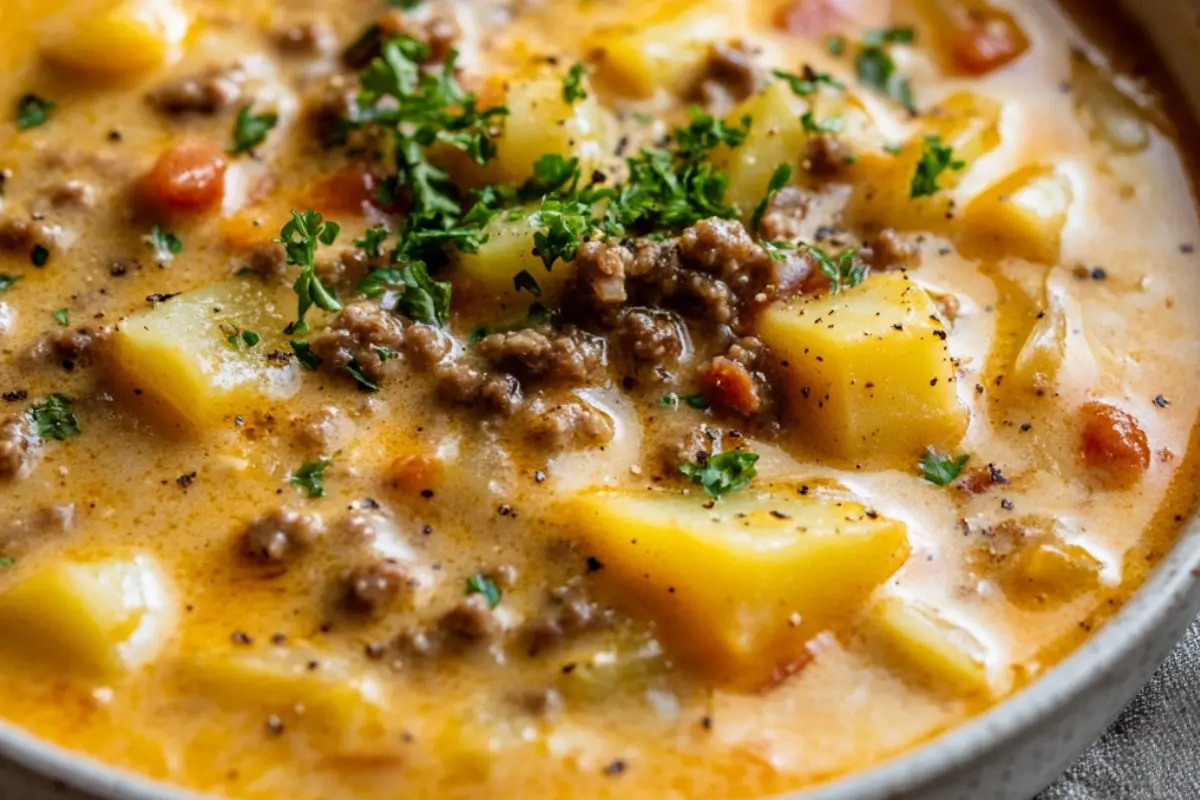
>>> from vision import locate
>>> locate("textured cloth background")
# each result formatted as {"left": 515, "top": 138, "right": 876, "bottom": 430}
{"left": 1038, "top": 616, "right": 1200, "bottom": 799}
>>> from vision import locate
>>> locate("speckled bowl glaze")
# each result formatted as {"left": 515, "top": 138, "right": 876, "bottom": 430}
{"left": 3, "top": 2, "right": 1200, "bottom": 799}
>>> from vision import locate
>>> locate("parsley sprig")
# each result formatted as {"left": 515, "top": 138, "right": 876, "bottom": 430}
{"left": 805, "top": 244, "right": 866, "bottom": 294}
{"left": 910, "top": 135, "right": 965, "bottom": 198}
{"left": 918, "top": 448, "right": 969, "bottom": 486}
{"left": 229, "top": 105, "right": 278, "bottom": 155}
{"left": 290, "top": 458, "right": 331, "bottom": 498}
{"left": 680, "top": 449, "right": 759, "bottom": 499}
{"left": 275, "top": 210, "right": 342, "bottom": 334}
{"left": 27, "top": 394, "right": 80, "bottom": 441}
{"left": 465, "top": 573, "right": 502, "bottom": 607}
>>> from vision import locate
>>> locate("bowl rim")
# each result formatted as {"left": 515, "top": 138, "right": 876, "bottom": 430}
{"left": 0, "top": 512, "right": 1197, "bottom": 800}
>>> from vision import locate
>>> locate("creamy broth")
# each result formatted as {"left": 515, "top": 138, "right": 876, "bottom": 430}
{"left": 0, "top": 1, "right": 1199, "bottom": 798}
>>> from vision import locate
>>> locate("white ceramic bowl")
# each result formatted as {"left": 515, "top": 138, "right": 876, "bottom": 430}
{"left": 3, "top": 2, "right": 1199, "bottom": 798}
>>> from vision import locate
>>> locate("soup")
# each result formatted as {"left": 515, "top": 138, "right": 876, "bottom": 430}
{"left": 0, "top": 0, "right": 1198, "bottom": 797}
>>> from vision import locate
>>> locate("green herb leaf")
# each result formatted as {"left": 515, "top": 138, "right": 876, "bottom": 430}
{"left": 917, "top": 448, "right": 969, "bottom": 486}
{"left": 530, "top": 199, "right": 595, "bottom": 270}
{"left": 290, "top": 459, "right": 331, "bottom": 498}
{"left": 680, "top": 449, "right": 759, "bottom": 499}
{"left": 910, "top": 135, "right": 965, "bottom": 198}
{"left": 804, "top": 244, "right": 867, "bottom": 294}
{"left": 289, "top": 339, "right": 322, "bottom": 370}
{"left": 27, "top": 393, "right": 80, "bottom": 441}
{"left": 863, "top": 27, "right": 917, "bottom": 46}
{"left": 226, "top": 329, "right": 260, "bottom": 349}
{"left": 354, "top": 225, "right": 390, "bottom": 257}
{"left": 30, "top": 245, "right": 49, "bottom": 268}
{"left": 148, "top": 225, "right": 183, "bottom": 263}
{"left": 393, "top": 262, "right": 451, "bottom": 326}
{"left": 0, "top": 557, "right": 14, "bottom": 567}
{"left": 856, "top": 45, "right": 916, "bottom": 113}
{"left": 751, "top": 164, "right": 792, "bottom": 235}
{"left": 465, "top": 573, "right": 502, "bottom": 607}
{"left": 0, "top": 274, "right": 21, "bottom": 293}
{"left": 659, "top": 392, "right": 709, "bottom": 410}
{"left": 773, "top": 68, "right": 845, "bottom": 96}
{"left": 801, "top": 111, "right": 844, "bottom": 134}
{"left": 563, "top": 62, "right": 588, "bottom": 104}
{"left": 52, "top": 308, "right": 68, "bottom": 326}
{"left": 16, "top": 93, "right": 53, "bottom": 131}
{"left": 344, "top": 361, "right": 379, "bottom": 392}
{"left": 229, "top": 105, "right": 279, "bottom": 155}
{"left": 275, "top": 210, "right": 342, "bottom": 333}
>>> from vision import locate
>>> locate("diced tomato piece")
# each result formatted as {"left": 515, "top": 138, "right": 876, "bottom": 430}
{"left": 143, "top": 141, "right": 227, "bottom": 211}
{"left": 1080, "top": 401, "right": 1150, "bottom": 485}
{"left": 774, "top": 0, "right": 859, "bottom": 36}
{"left": 925, "top": 0, "right": 1030, "bottom": 75}
{"left": 704, "top": 356, "right": 760, "bottom": 416}
{"left": 310, "top": 164, "right": 382, "bottom": 216}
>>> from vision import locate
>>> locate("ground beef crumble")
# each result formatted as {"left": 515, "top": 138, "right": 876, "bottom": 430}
{"left": 0, "top": 415, "right": 39, "bottom": 481}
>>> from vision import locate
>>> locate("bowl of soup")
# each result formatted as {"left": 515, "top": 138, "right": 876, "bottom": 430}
{"left": 0, "top": 0, "right": 1198, "bottom": 798}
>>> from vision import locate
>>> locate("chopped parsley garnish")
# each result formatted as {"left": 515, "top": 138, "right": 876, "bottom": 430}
{"left": 358, "top": 263, "right": 451, "bottom": 326}
{"left": 147, "top": 225, "right": 183, "bottom": 263}
{"left": 30, "top": 245, "right": 49, "bottom": 268}
{"left": 801, "top": 111, "right": 844, "bottom": 134}
{"left": 918, "top": 448, "right": 970, "bottom": 486}
{"left": 856, "top": 40, "right": 916, "bottom": 113}
{"left": 228, "top": 105, "right": 278, "bottom": 155}
{"left": 52, "top": 309, "right": 68, "bottom": 327}
{"left": 290, "top": 459, "right": 331, "bottom": 498}
{"left": 513, "top": 269, "right": 541, "bottom": 296}
{"left": 680, "top": 449, "right": 759, "bottom": 499}
{"left": 910, "top": 135, "right": 965, "bottom": 198}
{"left": 773, "top": 68, "right": 844, "bottom": 96}
{"left": 345, "top": 361, "right": 379, "bottom": 392}
{"left": 354, "top": 225, "right": 390, "bottom": 257}
{"left": 275, "top": 210, "right": 342, "bottom": 334}
{"left": 883, "top": 142, "right": 903, "bottom": 156}
{"left": 0, "top": 274, "right": 20, "bottom": 293}
{"left": 0, "top": 557, "right": 14, "bottom": 567}
{"left": 805, "top": 244, "right": 866, "bottom": 294}
{"left": 530, "top": 198, "right": 595, "bottom": 269}
{"left": 289, "top": 339, "right": 322, "bottom": 370}
{"left": 658, "top": 392, "right": 709, "bottom": 410}
{"left": 16, "top": 93, "right": 53, "bottom": 131}
{"left": 225, "top": 329, "right": 260, "bottom": 349}
{"left": 563, "top": 62, "right": 588, "bottom": 104}
{"left": 465, "top": 573, "right": 502, "bottom": 607}
{"left": 751, "top": 164, "right": 792, "bottom": 235}
{"left": 27, "top": 393, "right": 80, "bottom": 441}
{"left": 863, "top": 27, "right": 917, "bottom": 46}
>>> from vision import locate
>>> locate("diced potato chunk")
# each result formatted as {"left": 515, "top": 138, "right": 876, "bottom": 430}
{"left": 962, "top": 165, "right": 1073, "bottom": 264}
{"left": 0, "top": 555, "right": 175, "bottom": 675}
{"left": 110, "top": 280, "right": 302, "bottom": 427}
{"left": 489, "top": 73, "right": 609, "bottom": 185}
{"left": 711, "top": 83, "right": 808, "bottom": 220}
{"left": 41, "top": 0, "right": 189, "bottom": 79}
{"left": 585, "top": 0, "right": 744, "bottom": 98}
{"left": 870, "top": 596, "right": 993, "bottom": 695}
{"left": 756, "top": 272, "right": 967, "bottom": 461}
{"left": 1010, "top": 541, "right": 1102, "bottom": 600}
{"left": 563, "top": 488, "right": 910, "bottom": 687}
{"left": 848, "top": 92, "right": 1001, "bottom": 231}
{"left": 175, "top": 648, "right": 385, "bottom": 728}
{"left": 449, "top": 210, "right": 575, "bottom": 309}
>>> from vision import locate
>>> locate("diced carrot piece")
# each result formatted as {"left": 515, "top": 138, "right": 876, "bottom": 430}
{"left": 704, "top": 356, "right": 760, "bottom": 415}
{"left": 1080, "top": 401, "right": 1149, "bottom": 486}
{"left": 309, "top": 164, "right": 385, "bottom": 216}
{"left": 143, "top": 141, "right": 227, "bottom": 212}
{"left": 923, "top": 0, "right": 1030, "bottom": 75}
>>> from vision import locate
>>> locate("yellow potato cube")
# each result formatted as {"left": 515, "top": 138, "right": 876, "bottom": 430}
{"left": 489, "top": 73, "right": 610, "bottom": 186}
{"left": 449, "top": 210, "right": 575, "bottom": 309}
{"left": 0, "top": 555, "right": 175, "bottom": 676}
{"left": 563, "top": 488, "right": 910, "bottom": 687}
{"left": 756, "top": 271, "right": 967, "bottom": 462}
{"left": 1007, "top": 541, "right": 1102, "bottom": 604}
{"left": 109, "top": 280, "right": 302, "bottom": 428}
{"left": 849, "top": 92, "right": 1001, "bottom": 231}
{"left": 585, "top": 0, "right": 744, "bottom": 98}
{"left": 870, "top": 596, "right": 993, "bottom": 695}
{"left": 175, "top": 648, "right": 385, "bottom": 729}
{"left": 962, "top": 165, "right": 1074, "bottom": 265}
{"left": 711, "top": 82, "right": 808, "bottom": 221}
{"left": 41, "top": 0, "right": 189, "bottom": 79}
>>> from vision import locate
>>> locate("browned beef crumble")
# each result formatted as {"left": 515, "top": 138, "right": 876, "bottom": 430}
{"left": 241, "top": 508, "right": 324, "bottom": 564}
{"left": 0, "top": 415, "right": 39, "bottom": 481}
{"left": 147, "top": 61, "right": 257, "bottom": 115}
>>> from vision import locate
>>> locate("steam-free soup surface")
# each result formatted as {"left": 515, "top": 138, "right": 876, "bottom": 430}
{"left": 0, "top": 0, "right": 1198, "bottom": 797}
